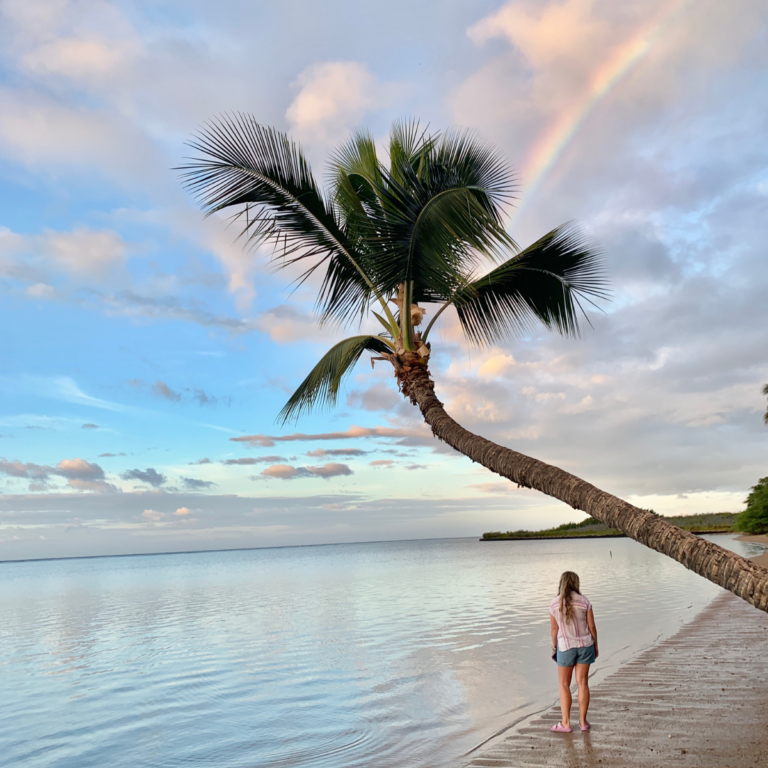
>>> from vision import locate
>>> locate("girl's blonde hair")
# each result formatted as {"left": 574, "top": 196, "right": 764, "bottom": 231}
{"left": 558, "top": 571, "right": 581, "bottom": 625}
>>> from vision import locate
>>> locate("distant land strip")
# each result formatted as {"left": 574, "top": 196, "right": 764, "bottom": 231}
{"left": 481, "top": 512, "right": 739, "bottom": 540}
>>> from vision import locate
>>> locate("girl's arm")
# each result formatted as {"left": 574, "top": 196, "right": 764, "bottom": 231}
{"left": 587, "top": 608, "right": 599, "bottom": 659}
{"left": 550, "top": 614, "right": 558, "bottom": 652}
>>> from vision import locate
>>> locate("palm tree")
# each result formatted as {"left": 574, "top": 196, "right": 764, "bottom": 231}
{"left": 180, "top": 114, "right": 768, "bottom": 613}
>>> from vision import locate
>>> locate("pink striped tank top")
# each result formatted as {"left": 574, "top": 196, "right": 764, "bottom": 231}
{"left": 550, "top": 592, "right": 594, "bottom": 651}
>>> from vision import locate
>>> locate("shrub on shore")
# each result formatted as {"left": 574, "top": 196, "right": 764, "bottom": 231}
{"left": 482, "top": 512, "right": 737, "bottom": 540}
{"left": 736, "top": 478, "right": 768, "bottom": 535}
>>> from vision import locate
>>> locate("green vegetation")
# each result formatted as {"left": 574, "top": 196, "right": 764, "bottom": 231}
{"left": 736, "top": 478, "right": 768, "bottom": 535}
{"left": 762, "top": 384, "right": 768, "bottom": 425}
{"left": 482, "top": 512, "right": 740, "bottom": 540}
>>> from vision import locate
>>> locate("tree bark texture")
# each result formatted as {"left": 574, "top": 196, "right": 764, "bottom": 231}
{"left": 402, "top": 361, "right": 768, "bottom": 614}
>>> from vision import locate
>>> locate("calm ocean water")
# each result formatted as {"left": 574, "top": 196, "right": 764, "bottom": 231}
{"left": 1, "top": 534, "right": 764, "bottom": 768}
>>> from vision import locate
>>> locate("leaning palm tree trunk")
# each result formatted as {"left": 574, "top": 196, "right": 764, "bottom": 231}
{"left": 403, "top": 359, "right": 768, "bottom": 612}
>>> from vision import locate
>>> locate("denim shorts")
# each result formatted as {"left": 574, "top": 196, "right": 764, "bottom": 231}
{"left": 556, "top": 644, "right": 596, "bottom": 667}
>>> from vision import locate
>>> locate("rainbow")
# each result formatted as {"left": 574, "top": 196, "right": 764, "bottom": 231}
{"left": 513, "top": 0, "right": 697, "bottom": 221}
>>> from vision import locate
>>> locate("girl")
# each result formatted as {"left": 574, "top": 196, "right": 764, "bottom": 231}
{"left": 549, "top": 571, "right": 598, "bottom": 733}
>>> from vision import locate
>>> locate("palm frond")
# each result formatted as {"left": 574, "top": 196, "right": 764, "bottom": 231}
{"left": 763, "top": 384, "right": 768, "bottom": 425}
{"left": 328, "top": 130, "right": 386, "bottom": 278}
{"left": 278, "top": 335, "right": 393, "bottom": 424}
{"left": 451, "top": 224, "right": 609, "bottom": 346}
{"left": 330, "top": 129, "right": 384, "bottom": 217}
{"left": 353, "top": 130, "right": 518, "bottom": 302}
{"left": 388, "top": 118, "right": 437, "bottom": 186}
{"left": 434, "top": 127, "right": 517, "bottom": 226}
{"left": 178, "top": 113, "right": 375, "bottom": 326}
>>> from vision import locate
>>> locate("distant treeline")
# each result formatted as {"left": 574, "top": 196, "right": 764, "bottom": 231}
{"left": 481, "top": 512, "right": 740, "bottom": 540}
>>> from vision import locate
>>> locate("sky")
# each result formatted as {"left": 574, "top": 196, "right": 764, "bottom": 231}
{"left": 1, "top": 0, "right": 767, "bottom": 561}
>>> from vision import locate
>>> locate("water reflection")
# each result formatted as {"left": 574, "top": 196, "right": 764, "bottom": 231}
{"left": 0, "top": 535, "right": 757, "bottom": 767}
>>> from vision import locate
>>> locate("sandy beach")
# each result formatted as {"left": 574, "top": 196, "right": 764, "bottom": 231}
{"left": 466, "top": 548, "right": 768, "bottom": 767}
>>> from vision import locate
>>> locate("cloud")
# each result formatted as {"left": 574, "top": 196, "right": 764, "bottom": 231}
{"left": 0, "top": 87, "right": 160, "bottom": 178}
{"left": 232, "top": 425, "right": 429, "bottom": 447}
{"left": 101, "top": 290, "right": 259, "bottom": 333}
{"left": 346, "top": 383, "right": 401, "bottom": 412}
{"left": 0, "top": 459, "right": 50, "bottom": 479}
{"left": 45, "top": 227, "right": 127, "bottom": 276}
{"left": 254, "top": 305, "right": 327, "bottom": 344}
{"left": 122, "top": 467, "right": 166, "bottom": 487}
{"left": 0, "top": 456, "right": 111, "bottom": 492}
{"left": 309, "top": 462, "right": 354, "bottom": 479}
{"left": 55, "top": 458, "right": 105, "bottom": 480}
{"left": 404, "top": 464, "right": 428, "bottom": 471}
{"left": 468, "top": 0, "right": 612, "bottom": 76}
{"left": 0, "top": 224, "right": 256, "bottom": 333}
{"left": 189, "top": 458, "right": 212, "bottom": 465}
{"left": 67, "top": 479, "right": 118, "bottom": 493}
{"left": 142, "top": 506, "right": 196, "bottom": 523}
{"left": 0, "top": 375, "right": 125, "bottom": 411}
{"left": 286, "top": 61, "right": 395, "bottom": 149}
{"left": 190, "top": 388, "right": 217, "bottom": 406}
{"left": 128, "top": 379, "right": 226, "bottom": 407}
{"left": 260, "top": 464, "right": 308, "bottom": 480}
{"left": 261, "top": 462, "right": 353, "bottom": 481}
{"left": 180, "top": 477, "right": 216, "bottom": 490}
{"left": 0, "top": 456, "right": 104, "bottom": 481}
{"left": 26, "top": 282, "right": 56, "bottom": 299}
{"left": 306, "top": 448, "right": 368, "bottom": 457}
{"left": 22, "top": 36, "right": 139, "bottom": 84}
{"left": 478, "top": 353, "right": 516, "bottom": 379}
{"left": 223, "top": 456, "right": 286, "bottom": 465}
{"left": 468, "top": 482, "right": 513, "bottom": 494}
{"left": 99, "top": 452, "right": 125, "bottom": 458}
{"left": 369, "top": 459, "right": 394, "bottom": 467}
{"left": 81, "top": 423, "right": 99, "bottom": 429}
{"left": 152, "top": 380, "right": 181, "bottom": 403}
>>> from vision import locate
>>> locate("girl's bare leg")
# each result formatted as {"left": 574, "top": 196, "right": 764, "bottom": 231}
{"left": 557, "top": 665, "right": 574, "bottom": 727}
{"left": 575, "top": 663, "right": 591, "bottom": 725}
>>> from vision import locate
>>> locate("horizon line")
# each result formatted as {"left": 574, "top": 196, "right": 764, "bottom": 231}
{"left": 0, "top": 534, "right": 478, "bottom": 567}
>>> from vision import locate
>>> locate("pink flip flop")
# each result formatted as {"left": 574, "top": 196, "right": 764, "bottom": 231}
{"left": 580, "top": 721, "right": 591, "bottom": 731}
{"left": 551, "top": 722, "right": 573, "bottom": 733}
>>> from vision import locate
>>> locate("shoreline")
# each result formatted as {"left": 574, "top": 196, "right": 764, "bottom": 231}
{"left": 464, "top": 547, "right": 768, "bottom": 767}
{"left": 736, "top": 533, "right": 768, "bottom": 568}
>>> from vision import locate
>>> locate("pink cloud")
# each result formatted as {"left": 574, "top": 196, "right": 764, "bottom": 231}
{"left": 261, "top": 463, "right": 353, "bottom": 481}
{"left": 56, "top": 458, "right": 104, "bottom": 480}
{"left": 232, "top": 425, "right": 427, "bottom": 447}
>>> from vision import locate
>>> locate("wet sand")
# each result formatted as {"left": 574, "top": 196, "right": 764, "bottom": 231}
{"left": 465, "top": 589, "right": 768, "bottom": 767}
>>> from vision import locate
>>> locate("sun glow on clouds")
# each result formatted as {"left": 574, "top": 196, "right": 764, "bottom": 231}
{"left": 261, "top": 463, "right": 353, "bottom": 480}
{"left": 232, "top": 425, "right": 429, "bottom": 447}
{"left": 286, "top": 61, "right": 396, "bottom": 150}
{"left": 478, "top": 353, "right": 516, "bottom": 379}
{"left": 141, "top": 507, "right": 196, "bottom": 523}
